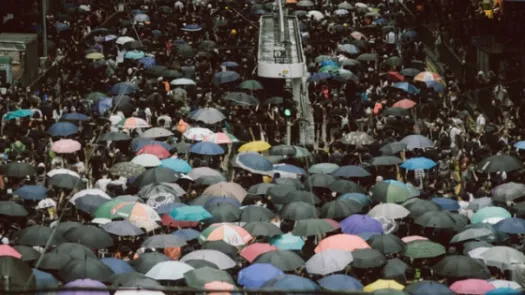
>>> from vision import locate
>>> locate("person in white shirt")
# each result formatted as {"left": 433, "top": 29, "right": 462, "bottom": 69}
{"left": 449, "top": 123, "right": 462, "bottom": 150}
{"left": 476, "top": 111, "right": 486, "bottom": 133}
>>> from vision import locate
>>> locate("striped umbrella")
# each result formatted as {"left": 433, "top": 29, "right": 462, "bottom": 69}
{"left": 204, "top": 132, "right": 240, "bottom": 144}
{"left": 122, "top": 117, "right": 150, "bottom": 129}
{"left": 200, "top": 223, "right": 253, "bottom": 246}
{"left": 414, "top": 71, "right": 442, "bottom": 82}
{"left": 111, "top": 202, "right": 161, "bottom": 232}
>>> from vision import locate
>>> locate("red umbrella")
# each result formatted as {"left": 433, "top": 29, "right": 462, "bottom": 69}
{"left": 137, "top": 145, "right": 171, "bottom": 159}
{"left": 240, "top": 243, "right": 277, "bottom": 262}
{"left": 387, "top": 71, "right": 405, "bottom": 82}
{"left": 161, "top": 214, "right": 199, "bottom": 228}
{"left": 393, "top": 98, "right": 416, "bottom": 109}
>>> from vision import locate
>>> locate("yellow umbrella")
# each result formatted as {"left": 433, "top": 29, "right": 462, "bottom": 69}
{"left": 86, "top": 52, "right": 105, "bottom": 60}
{"left": 364, "top": 279, "right": 404, "bottom": 292}
{"left": 238, "top": 141, "right": 271, "bottom": 153}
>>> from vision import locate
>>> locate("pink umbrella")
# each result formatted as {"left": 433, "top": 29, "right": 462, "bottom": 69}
{"left": 137, "top": 145, "right": 171, "bottom": 159}
{"left": 204, "top": 281, "right": 236, "bottom": 295}
{"left": 450, "top": 279, "right": 495, "bottom": 295}
{"left": 0, "top": 245, "right": 21, "bottom": 259}
{"left": 402, "top": 235, "right": 428, "bottom": 243}
{"left": 393, "top": 99, "right": 416, "bottom": 109}
{"left": 240, "top": 243, "right": 277, "bottom": 263}
{"left": 51, "top": 139, "right": 82, "bottom": 154}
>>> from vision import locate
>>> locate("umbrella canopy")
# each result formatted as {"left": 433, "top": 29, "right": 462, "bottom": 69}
{"left": 200, "top": 223, "right": 253, "bottom": 246}
{"left": 352, "top": 249, "right": 387, "bottom": 269}
{"left": 306, "top": 249, "right": 354, "bottom": 275}
{"left": 404, "top": 281, "right": 455, "bottom": 295}
{"left": 450, "top": 279, "right": 495, "bottom": 295}
{"left": 405, "top": 240, "right": 446, "bottom": 259}
{"left": 183, "top": 267, "right": 234, "bottom": 288}
{"left": 238, "top": 263, "right": 283, "bottom": 289}
{"left": 341, "top": 214, "right": 384, "bottom": 235}
{"left": 368, "top": 203, "right": 410, "bottom": 220}
{"left": 432, "top": 255, "right": 491, "bottom": 279}
{"left": 400, "top": 135, "right": 433, "bottom": 150}
{"left": 58, "top": 258, "right": 114, "bottom": 283}
{"left": 63, "top": 225, "right": 114, "bottom": 249}
{"left": 254, "top": 250, "right": 305, "bottom": 271}
{"left": 190, "top": 108, "right": 226, "bottom": 124}
{"left": 318, "top": 274, "right": 364, "bottom": 291}
{"left": 477, "top": 155, "right": 523, "bottom": 173}
{"left": 315, "top": 234, "right": 370, "bottom": 253}
{"left": 0, "top": 257, "right": 36, "bottom": 290}
{"left": 371, "top": 180, "right": 419, "bottom": 203}
{"left": 145, "top": 261, "right": 194, "bottom": 281}
{"left": 180, "top": 250, "right": 237, "bottom": 270}
{"left": 471, "top": 207, "right": 512, "bottom": 224}
{"left": 368, "top": 234, "right": 406, "bottom": 255}
{"left": 235, "top": 152, "right": 273, "bottom": 175}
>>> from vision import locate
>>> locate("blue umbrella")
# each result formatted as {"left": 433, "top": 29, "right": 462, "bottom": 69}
{"left": 96, "top": 97, "right": 113, "bottom": 114}
{"left": 55, "top": 23, "right": 70, "bottom": 32}
{"left": 270, "top": 233, "right": 305, "bottom": 250}
{"left": 337, "top": 193, "right": 371, "bottom": 206}
{"left": 139, "top": 56, "right": 155, "bottom": 68}
{"left": 104, "top": 34, "right": 118, "bottom": 42}
{"left": 32, "top": 269, "right": 58, "bottom": 289}
{"left": 212, "top": 71, "right": 241, "bottom": 85}
{"left": 182, "top": 24, "right": 202, "bottom": 32}
{"left": 61, "top": 113, "right": 90, "bottom": 121}
{"left": 393, "top": 82, "right": 420, "bottom": 94}
{"left": 170, "top": 205, "right": 212, "bottom": 221}
{"left": 47, "top": 122, "right": 78, "bottom": 137}
{"left": 338, "top": 44, "right": 359, "bottom": 54}
{"left": 15, "top": 185, "right": 47, "bottom": 200}
{"left": 236, "top": 152, "right": 273, "bottom": 175}
{"left": 190, "top": 142, "right": 225, "bottom": 155}
{"left": 173, "top": 228, "right": 201, "bottom": 241}
{"left": 486, "top": 288, "right": 521, "bottom": 295}
{"left": 320, "top": 60, "right": 338, "bottom": 67}
{"left": 431, "top": 197, "right": 460, "bottom": 211}
{"left": 331, "top": 165, "right": 371, "bottom": 178}
{"left": 264, "top": 274, "right": 319, "bottom": 292}
{"left": 238, "top": 263, "right": 284, "bottom": 289}
{"left": 130, "top": 9, "right": 143, "bottom": 15}
{"left": 405, "top": 281, "right": 455, "bottom": 295}
{"left": 111, "top": 82, "right": 137, "bottom": 95}
{"left": 273, "top": 164, "right": 306, "bottom": 175}
{"left": 402, "top": 30, "right": 417, "bottom": 40}
{"left": 340, "top": 214, "right": 384, "bottom": 235}
{"left": 401, "top": 157, "right": 436, "bottom": 170}
{"left": 101, "top": 258, "right": 135, "bottom": 274}
{"left": 222, "top": 61, "right": 239, "bottom": 68}
{"left": 308, "top": 72, "right": 332, "bottom": 82}
{"left": 125, "top": 50, "right": 145, "bottom": 60}
{"left": 317, "top": 274, "right": 363, "bottom": 291}
{"left": 514, "top": 141, "right": 525, "bottom": 150}
{"left": 4, "top": 109, "right": 34, "bottom": 120}
{"left": 133, "top": 139, "right": 171, "bottom": 152}
{"left": 205, "top": 197, "right": 241, "bottom": 208}
{"left": 156, "top": 202, "right": 186, "bottom": 214}
{"left": 494, "top": 218, "right": 525, "bottom": 234}
{"left": 426, "top": 81, "right": 445, "bottom": 93}
{"left": 161, "top": 158, "right": 192, "bottom": 174}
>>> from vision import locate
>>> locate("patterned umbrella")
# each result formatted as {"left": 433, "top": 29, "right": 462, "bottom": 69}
{"left": 342, "top": 132, "right": 375, "bottom": 146}
{"left": 200, "top": 223, "right": 253, "bottom": 246}
{"left": 204, "top": 132, "right": 240, "bottom": 144}
{"left": 111, "top": 202, "right": 161, "bottom": 232}
{"left": 122, "top": 117, "right": 150, "bottom": 129}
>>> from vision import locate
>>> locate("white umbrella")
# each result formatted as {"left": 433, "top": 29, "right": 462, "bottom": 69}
{"left": 132, "top": 154, "right": 161, "bottom": 167}
{"left": 70, "top": 189, "right": 111, "bottom": 204}
{"left": 479, "top": 246, "right": 525, "bottom": 270}
{"left": 142, "top": 127, "right": 174, "bottom": 139}
{"left": 91, "top": 218, "right": 112, "bottom": 225}
{"left": 368, "top": 203, "right": 410, "bottom": 220}
{"left": 170, "top": 78, "right": 196, "bottom": 86}
{"left": 47, "top": 168, "right": 80, "bottom": 178}
{"left": 36, "top": 198, "right": 56, "bottom": 210}
{"left": 115, "top": 36, "right": 135, "bottom": 45}
{"left": 307, "top": 10, "right": 324, "bottom": 20}
{"left": 180, "top": 249, "right": 236, "bottom": 270}
{"left": 490, "top": 280, "right": 522, "bottom": 289}
{"left": 305, "top": 249, "right": 353, "bottom": 275}
{"left": 145, "top": 261, "right": 194, "bottom": 280}
{"left": 183, "top": 127, "right": 214, "bottom": 141}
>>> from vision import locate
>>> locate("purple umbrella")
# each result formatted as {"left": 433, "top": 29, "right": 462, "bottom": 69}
{"left": 341, "top": 214, "right": 384, "bottom": 235}
{"left": 58, "top": 279, "right": 110, "bottom": 295}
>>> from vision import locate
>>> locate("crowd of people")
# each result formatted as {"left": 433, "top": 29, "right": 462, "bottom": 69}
{"left": 0, "top": 0, "right": 523, "bottom": 294}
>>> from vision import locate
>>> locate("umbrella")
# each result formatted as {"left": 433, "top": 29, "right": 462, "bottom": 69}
{"left": 145, "top": 261, "right": 194, "bottom": 281}
{"left": 133, "top": 167, "right": 179, "bottom": 187}
{"left": 280, "top": 201, "right": 318, "bottom": 220}
{"left": 184, "top": 267, "right": 234, "bottom": 288}
{"left": 306, "top": 249, "right": 353, "bottom": 275}
{"left": 352, "top": 249, "right": 387, "bottom": 269}
{"left": 263, "top": 274, "right": 319, "bottom": 293}
{"left": 304, "top": 174, "right": 336, "bottom": 189}
{"left": 142, "top": 127, "right": 174, "bottom": 138}
{"left": 254, "top": 250, "right": 305, "bottom": 271}
{"left": 392, "top": 82, "right": 419, "bottom": 94}
{"left": 450, "top": 227, "right": 495, "bottom": 243}
{"left": 414, "top": 71, "right": 442, "bottom": 82}
{"left": 371, "top": 180, "right": 419, "bottom": 203}
{"left": 493, "top": 182, "right": 525, "bottom": 202}
{"left": 321, "top": 199, "right": 362, "bottom": 219}
{"left": 206, "top": 203, "right": 241, "bottom": 223}
{"left": 2, "top": 162, "right": 36, "bottom": 178}
{"left": 490, "top": 280, "right": 522, "bottom": 289}
{"left": 171, "top": 78, "right": 196, "bottom": 86}
{"left": 370, "top": 156, "right": 404, "bottom": 166}
{"left": 495, "top": 218, "right": 525, "bottom": 234}
{"left": 270, "top": 233, "right": 304, "bottom": 250}
{"left": 130, "top": 252, "right": 170, "bottom": 273}
{"left": 478, "top": 246, "right": 525, "bottom": 269}
{"left": 432, "top": 255, "right": 491, "bottom": 279}
{"left": 415, "top": 211, "right": 457, "bottom": 229}
{"left": 200, "top": 223, "right": 252, "bottom": 246}
{"left": 14, "top": 185, "right": 47, "bottom": 200}
{"left": 240, "top": 206, "right": 274, "bottom": 222}
{"left": 450, "top": 279, "right": 495, "bottom": 295}
{"left": 224, "top": 92, "right": 259, "bottom": 106}
{"left": 338, "top": 193, "right": 371, "bottom": 206}
{"left": 401, "top": 157, "right": 436, "bottom": 170}
{"left": 239, "top": 80, "right": 263, "bottom": 90}
{"left": 477, "top": 155, "right": 523, "bottom": 173}
{"left": 243, "top": 222, "right": 282, "bottom": 237}
{"left": 102, "top": 221, "right": 144, "bottom": 237}
{"left": 315, "top": 234, "right": 370, "bottom": 253}
{"left": 184, "top": 127, "right": 214, "bottom": 141}
{"left": 318, "top": 274, "right": 364, "bottom": 291}
{"left": 204, "top": 132, "right": 240, "bottom": 144}
{"left": 64, "top": 225, "right": 114, "bottom": 249}
{"left": 471, "top": 207, "right": 511, "bottom": 224}
{"left": 240, "top": 243, "right": 277, "bottom": 263}
{"left": 201, "top": 182, "right": 247, "bottom": 202}
{"left": 202, "top": 241, "right": 238, "bottom": 258}
{"left": 212, "top": 71, "right": 240, "bottom": 85}
{"left": 432, "top": 197, "right": 460, "bottom": 211}
{"left": 33, "top": 269, "right": 58, "bottom": 290}
{"left": 368, "top": 203, "right": 410, "bottom": 219}
{"left": 403, "top": 198, "right": 440, "bottom": 218}
{"left": 101, "top": 258, "right": 135, "bottom": 275}
{"left": 0, "top": 245, "right": 21, "bottom": 259}
{"left": 131, "top": 154, "right": 161, "bottom": 167}
{"left": 341, "top": 214, "right": 384, "bottom": 235}
{"left": 368, "top": 234, "right": 406, "bottom": 255}
{"left": 331, "top": 165, "right": 371, "bottom": 178}
{"left": 342, "top": 132, "right": 375, "bottom": 146}
{"left": 14, "top": 225, "right": 65, "bottom": 246}
{"left": 51, "top": 139, "right": 82, "bottom": 153}
{"left": 405, "top": 240, "right": 446, "bottom": 259}
{"left": 58, "top": 258, "right": 114, "bottom": 283}
{"left": 235, "top": 152, "right": 277, "bottom": 176}
{"left": 404, "top": 281, "right": 455, "bottom": 295}
{"left": 0, "top": 201, "right": 28, "bottom": 217}
{"left": 238, "top": 141, "right": 271, "bottom": 152}
{"left": 74, "top": 195, "right": 109, "bottom": 214}
{"left": 190, "top": 142, "right": 225, "bottom": 155}
{"left": 99, "top": 131, "right": 131, "bottom": 142}
{"left": 190, "top": 108, "right": 226, "bottom": 124}
{"left": 48, "top": 173, "right": 85, "bottom": 190}
{"left": 0, "top": 257, "right": 36, "bottom": 290}
{"left": 38, "top": 249, "right": 73, "bottom": 270}
{"left": 180, "top": 250, "right": 237, "bottom": 270}
{"left": 3, "top": 109, "right": 34, "bottom": 120}
{"left": 401, "top": 135, "right": 433, "bottom": 150}
{"left": 238, "top": 263, "right": 283, "bottom": 289}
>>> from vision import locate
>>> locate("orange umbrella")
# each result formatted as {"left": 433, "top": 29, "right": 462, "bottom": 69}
{"left": 315, "top": 234, "right": 370, "bottom": 253}
{"left": 240, "top": 243, "right": 277, "bottom": 262}
{"left": 204, "top": 281, "right": 236, "bottom": 295}
{"left": 401, "top": 235, "right": 428, "bottom": 243}
{"left": 392, "top": 99, "right": 416, "bottom": 109}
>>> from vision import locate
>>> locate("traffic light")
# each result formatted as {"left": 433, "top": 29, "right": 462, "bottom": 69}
{"left": 282, "top": 98, "right": 295, "bottom": 118}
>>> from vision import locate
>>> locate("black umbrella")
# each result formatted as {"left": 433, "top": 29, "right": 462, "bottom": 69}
{"left": 202, "top": 241, "right": 238, "bottom": 258}
{"left": 48, "top": 174, "right": 85, "bottom": 190}
{"left": 110, "top": 272, "right": 147, "bottom": 285}
{"left": 14, "top": 225, "right": 65, "bottom": 246}
{"left": 199, "top": 40, "right": 217, "bottom": 51}
{"left": 267, "top": 184, "right": 298, "bottom": 200}
{"left": 292, "top": 219, "right": 336, "bottom": 236}
{"left": 382, "top": 258, "right": 410, "bottom": 283}
{"left": 247, "top": 183, "right": 275, "bottom": 196}
{"left": 380, "top": 142, "right": 407, "bottom": 155}
{"left": 206, "top": 203, "right": 241, "bottom": 223}
{"left": 331, "top": 165, "right": 371, "bottom": 178}
{"left": 0, "top": 201, "right": 28, "bottom": 217}
{"left": 463, "top": 241, "right": 493, "bottom": 254}
{"left": 12, "top": 245, "right": 40, "bottom": 262}
{"left": 2, "top": 162, "right": 36, "bottom": 178}
{"left": 329, "top": 179, "right": 364, "bottom": 194}
{"left": 269, "top": 145, "right": 296, "bottom": 156}
{"left": 243, "top": 221, "right": 283, "bottom": 237}
{"left": 99, "top": 131, "right": 131, "bottom": 142}
{"left": 403, "top": 198, "right": 440, "bottom": 218}
{"left": 63, "top": 225, "right": 113, "bottom": 249}
{"left": 131, "top": 252, "right": 171, "bottom": 273}
{"left": 101, "top": 221, "right": 144, "bottom": 237}
{"left": 185, "top": 259, "right": 219, "bottom": 269}
{"left": 239, "top": 206, "right": 275, "bottom": 222}
{"left": 280, "top": 201, "right": 318, "bottom": 220}
{"left": 432, "top": 255, "right": 491, "bottom": 279}
{"left": 54, "top": 221, "right": 82, "bottom": 236}
{"left": 58, "top": 258, "right": 114, "bottom": 283}
{"left": 321, "top": 199, "right": 362, "bottom": 219}
{"left": 160, "top": 69, "right": 183, "bottom": 79}
{"left": 0, "top": 257, "right": 36, "bottom": 290}
{"left": 74, "top": 195, "right": 109, "bottom": 214}
{"left": 282, "top": 191, "right": 321, "bottom": 205}
{"left": 254, "top": 250, "right": 305, "bottom": 271}
{"left": 141, "top": 234, "right": 186, "bottom": 249}
{"left": 55, "top": 242, "right": 98, "bottom": 259}
{"left": 351, "top": 249, "right": 387, "bottom": 269}
{"left": 414, "top": 211, "right": 457, "bottom": 229}
{"left": 369, "top": 156, "right": 403, "bottom": 166}
{"left": 477, "top": 155, "right": 523, "bottom": 173}
{"left": 368, "top": 234, "right": 406, "bottom": 255}
{"left": 38, "top": 249, "right": 73, "bottom": 270}
{"left": 121, "top": 277, "right": 164, "bottom": 289}
{"left": 223, "top": 92, "right": 259, "bottom": 106}
{"left": 133, "top": 167, "right": 179, "bottom": 187}
{"left": 382, "top": 107, "right": 409, "bottom": 117}
{"left": 304, "top": 174, "right": 336, "bottom": 189}
{"left": 144, "top": 65, "right": 167, "bottom": 77}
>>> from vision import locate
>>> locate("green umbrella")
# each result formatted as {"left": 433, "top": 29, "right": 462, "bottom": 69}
{"left": 239, "top": 206, "right": 274, "bottom": 222}
{"left": 402, "top": 198, "right": 440, "bottom": 218}
{"left": 321, "top": 199, "right": 362, "bottom": 219}
{"left": 183, "top": 266, "right": 234, "bottom": 288}
{"left": 369, "top": 156, "right": 403, "bottom": 166}
{"left": 292, "top": 219, "right": 335, "bottom": 236}
{"left": 175, "top": 44, "right": 194, "bottom": 57}
{"left": 315, "top": 55, "right": 333, "bottom": 62}
{"left": 0, "top": 257, "right": 36, "bottom": 290}
{"left": 414, "top": 211, "right": 457, "bottom": 229}
{"left": 280, "top": 201, "right": 318, "bottom": 220}
{"left": 368, "top": 234, "right": 406, "bottom": 255}
{"left": 205, "top": 203, "right": 241, "bottom": 223}
{"left": 404, "top": 240, "right": 446, "bottom": 259}
{"left": 319, "top": 65, "right": 340, "bottom": 73}
{"left": 199, "top": 40, "right": 217, "bottom": 51}
{"left": 293, "top": 146, "right": 312, "bottom": 158}
{"left": 85, "top": 92, "right": 108, "bottom": 101}
{"left": 247, "top": 183, "right": 275, "bottom": 195}
{"left": 432, "top": 255, "right": 490, "bottom": 279}
{"left": 304, "top": 174, "right": 336, "bottom": 189}
{"left": 329, "top": 179, "right": 364, "bottom": 194}
{"left": 12, "top": 245, "right": 40, "bottom": 262}
{"left": 185, "top": 259, "right": 219, "bottom": 269}
{"left": 267, "top": 184, "right": 298, "bottom": 200}
{"left": 94, "top": 199, "right": 126, "bottom": 218}
{"left": 308, "top": 163, "right": 339, "bottom": 174}
{"left": 269, "top": 145, "right": 296, "bottom": 156}
{"left": 14, "top": 225, "right": 65, "bottom": 246}
{"left": 0, "top": 201, "right": 28, "bottom": 217}
{"left": 471, "top": 206, "right": 512, "bottom": 224}
{"left": 371, "top": 181, "right": 419, "bottom": 203}
{"left": 130, "top": 252, "right": 170, "bottom": 273}
{"left": 144, "top": 65, "right": 167, "bottom": 77}
{"left": 243, "top": 221, "right": 283, "bottom": 237}
{"left": 254, "top": 250, "right": 305, "bottom": 271}
{"left": 202, "top": 241, "right": 238, "bottom": 258}
{"left": 223, "top": 92, "right": 259, "bottom": 106}
{"left": 282, "top": 191, "right": 320, "bottom": 205}
{"left": 39, "top": 250, "right": 73, "bottom": 270}
{"left": 239, "top": 79, "right": 263, "bottom": 90}
{"left": 381, "top": 259, "right": 410, "bottom": 283}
